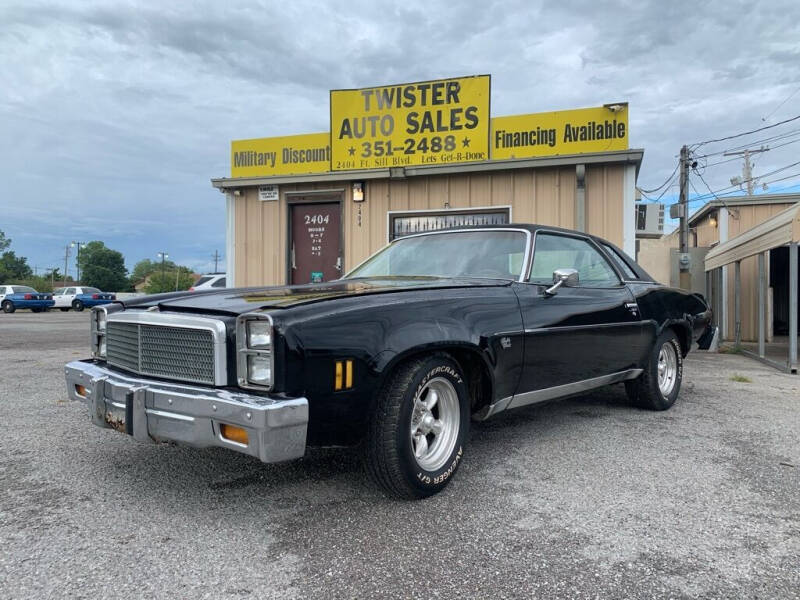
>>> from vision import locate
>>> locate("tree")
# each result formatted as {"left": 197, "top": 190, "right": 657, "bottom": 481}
{"left": 0, "top": 251, "right": 33, "bottom": 283}
{"left": 144, "top": 267, "right": 195, "bottom": 294}
{"left": 77, "top": 241, "right": 129, "bottom": 292}
{"left": 0, "top": 230, "right": 10, "bottom": 252}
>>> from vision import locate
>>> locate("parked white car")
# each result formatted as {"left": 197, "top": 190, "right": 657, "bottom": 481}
{"left": 189, "top": 273, "right": 226, "bottom": 291}
{"left": 53, "top": 286, "right": 115, "bottom": 311}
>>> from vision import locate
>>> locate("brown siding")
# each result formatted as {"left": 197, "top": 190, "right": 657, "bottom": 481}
{"left": 586, "top": 165, "right": 624, "bottom": 247}
{"left": 233, "top": 165, "right": 628, "bottom": 286}
{"left": 694, "top": 213, "right": 720, "bottom": 248}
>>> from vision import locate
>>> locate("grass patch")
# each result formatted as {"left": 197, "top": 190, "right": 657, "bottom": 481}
{"left": 730, "top": 374, "right": 752, "bottom": 383}
{"left": 719, "top": 345, "right": 744, "bottom": 354}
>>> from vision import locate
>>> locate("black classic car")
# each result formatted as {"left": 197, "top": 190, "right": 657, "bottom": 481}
{"left": 65, "top": 225, "right": 712, "bottom": 499}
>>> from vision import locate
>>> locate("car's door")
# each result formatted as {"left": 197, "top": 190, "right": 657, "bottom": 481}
{"left": 63, "top": 287, "right": 77, "bottom": 306}
{"left": 512, "top": 231, "right": 645, "bottom": 395}
{"left": 0, "top": 286, "right": 7, "bottom": 302}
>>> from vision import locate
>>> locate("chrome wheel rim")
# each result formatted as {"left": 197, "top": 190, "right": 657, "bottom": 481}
{"left": 657, "top": 342, "right": 678, "bottom": 397}
{"left": 410, "top": 377, "right": 460, "bottom": 471}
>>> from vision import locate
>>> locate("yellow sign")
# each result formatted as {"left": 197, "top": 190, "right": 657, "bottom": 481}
{"left": 491, "top": 104, "right": 629, "bottom": 160}
{"left": 231, "top": 132, "right": 331, "bottom": 178}
{"left": 330, "top": 75, "right": 491, "bottom": 171}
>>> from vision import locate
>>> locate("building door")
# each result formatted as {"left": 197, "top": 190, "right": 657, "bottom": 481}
{"left": 290, "top": 202, "right": 342, "bottom": 285}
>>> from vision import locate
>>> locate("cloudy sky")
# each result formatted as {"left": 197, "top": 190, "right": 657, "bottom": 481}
{"left": 2, "top": 0, "right": 799, "bottom": 277}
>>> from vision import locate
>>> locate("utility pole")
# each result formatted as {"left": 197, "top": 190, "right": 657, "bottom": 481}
{"left": 678, "top": 145, "right": 691, "bottom": 291}
{"left": 71, "top": 241, "right": 85, "bottom": 282}
{"left": 725, "top": 146, "right": 769, "bottom": 195}
{"left": 212, "top": 250, "right": 221, "bottom": 273}
{"left": 63, "top": 245, "right": 71, "bottom": 285}
{"left": 157, "top": 252, "right": 169, "bottom": 290}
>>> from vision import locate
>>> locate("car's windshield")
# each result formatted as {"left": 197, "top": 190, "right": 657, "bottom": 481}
{"left": 346, "top": 230, "right": 527, "bottom": 280}
{"left": 11, "top": 286, "right": 36, "bottom": 294}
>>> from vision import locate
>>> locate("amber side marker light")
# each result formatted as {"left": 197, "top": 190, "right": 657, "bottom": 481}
{"left": 220, "top": 424, "right": 249, "bottom": 445}
{"left": 334, "top": 360, "right": 354, "bottom": 391}
{"left": 74, "top": 384, "right": 87, "bottom": 398}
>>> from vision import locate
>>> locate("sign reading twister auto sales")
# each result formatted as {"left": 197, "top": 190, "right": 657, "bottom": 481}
{"left": 329, "top": 75, "right": 491, "bottom": 171}
{"left": 491, "top": 104, "right": 629, "bottom": 160}
{"left": 231, "top": 132, "right": 330, "bottom": 178}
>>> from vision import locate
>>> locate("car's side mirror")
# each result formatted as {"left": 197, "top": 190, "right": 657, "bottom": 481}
{"left": 544, "top": 268, "right": 579, "bottom": 296}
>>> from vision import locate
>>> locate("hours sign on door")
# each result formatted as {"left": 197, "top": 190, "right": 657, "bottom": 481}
{"left": 330, "top": 75, "right": 490, "bottom": 171}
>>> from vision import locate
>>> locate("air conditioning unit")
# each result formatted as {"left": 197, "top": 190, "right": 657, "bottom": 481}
{"left": 635, "top": 202, "right": 664, "bottom": 236}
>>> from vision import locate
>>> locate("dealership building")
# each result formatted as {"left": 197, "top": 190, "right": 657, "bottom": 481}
{"left": 211, "top": 76, "right": 641, "bottom": 287}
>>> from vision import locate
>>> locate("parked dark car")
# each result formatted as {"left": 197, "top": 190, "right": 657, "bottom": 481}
{"left": 65, "top": 225, "right": 712, "bottom": 498}
{"left": 1, "top": 285, "right": 54, "bottom": 313}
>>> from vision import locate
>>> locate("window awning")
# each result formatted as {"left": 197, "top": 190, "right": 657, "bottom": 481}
{"left": 704, "top": 203, "right": 800, "bottom": 271}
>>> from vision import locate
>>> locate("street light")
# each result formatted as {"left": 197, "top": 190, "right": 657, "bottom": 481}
{"left": 157, "top": 252, "right": 169, "bottom": 289}
{"left": 70, "top": 241, "right": 86, "bottom": 282}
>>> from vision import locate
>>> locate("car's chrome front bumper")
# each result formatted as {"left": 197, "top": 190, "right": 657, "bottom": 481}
{"left": 65, "top": 360, "right": 308, "bottom": 463}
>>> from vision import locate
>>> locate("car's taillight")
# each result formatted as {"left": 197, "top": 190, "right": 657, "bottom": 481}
{"left": 92, "top": 294, "right": 99, "bottom": 299}
{"left": 24, "top": 294, "right": 32, "bottom": 300}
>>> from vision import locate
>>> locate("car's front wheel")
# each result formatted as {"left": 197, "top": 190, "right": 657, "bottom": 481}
{"left": 366, "top": 354, "right": 469, "bottom": 499}
{"left": 625, "top": 329, "right": 683, "bottom": 410}
{"left": 72, "top": 300, "right": 84, "bottom": 311}
{"left": 2, "top": 300, "right": 15, "bottom": 313}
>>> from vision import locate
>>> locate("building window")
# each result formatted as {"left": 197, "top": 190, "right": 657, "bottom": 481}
{"left": 389, "top": 208, "right": 510, "bottom": 241}
{"left": 636, "top": 204, "right": 647, "bottom": 231}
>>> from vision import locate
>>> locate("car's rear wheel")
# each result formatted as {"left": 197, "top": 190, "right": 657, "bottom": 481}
{"left": 72, "top": 300, "right": 84, "bottom": 311}
{"left": 2, "top": 300, "right": 15, "bottom": 313}
{"left": 366, "top": 354, "right": 469, "bottom": 499}
{"left": 625, "top": 329, "right": 682, "bottom": 410}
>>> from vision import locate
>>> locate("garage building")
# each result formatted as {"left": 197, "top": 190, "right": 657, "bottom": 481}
{"left": 211, "top": 76, "right": 640, "bottom": 287}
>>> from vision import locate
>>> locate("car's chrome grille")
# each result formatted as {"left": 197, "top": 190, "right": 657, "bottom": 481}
{"left": 106, "top": 321, "right": 216, "bottom": 385}
{"left": 106, "top": 322, "right": 139, "bottom": 372}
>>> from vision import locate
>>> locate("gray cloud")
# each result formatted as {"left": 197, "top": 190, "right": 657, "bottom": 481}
{"left": 1, "top": 0, "right": 799, "bottom": 274}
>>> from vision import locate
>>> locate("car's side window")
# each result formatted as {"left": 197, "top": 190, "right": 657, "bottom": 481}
{"left": 601, "top": 243, "right": 638, "bottom": 280}
{"left": 65, "top": 287, "right": 76, "bottom": 295}
{"left": 529, "top": 233, "right": 621, "bottom": 288}
{"left": 212, "top": 277, "right": 226, "bottom": 288}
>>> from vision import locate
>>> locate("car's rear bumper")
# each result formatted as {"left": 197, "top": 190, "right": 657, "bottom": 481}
{"left": 81, "top": 298, "right": 113, "bottom": 307}
{"left": 65, "top": 360, "right": 308, "bottom": 463}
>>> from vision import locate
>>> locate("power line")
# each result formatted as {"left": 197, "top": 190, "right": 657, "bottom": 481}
{"left": 692, "top": 127, "right": 800, "bottom": 159}
{"left": 638, "top": 160, "right": 680, "bottom": 194}
{"left": 689, "top": 113, "right": 800, "bottom": 149}
{"left": 762, "top": 84, "right": 800, "bottom": 122}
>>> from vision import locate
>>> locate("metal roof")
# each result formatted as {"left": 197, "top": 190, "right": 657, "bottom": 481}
{"left": 704, "top": 202, "right": 800, "bottom": 270}
{"left": 688, "top": 192, "right": 800, "bottom": 226}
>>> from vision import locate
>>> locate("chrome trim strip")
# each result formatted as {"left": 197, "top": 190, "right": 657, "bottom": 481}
{"left": 477, "top": 368, "right": 643, "bottom": 420}
{"left": 106, "top": 311, "right": 228, "bottom": 386}
{"left": 145, "top": 408, "right": 196, "bottom": 422}
{"left": 524, "top": 322, "right": 648, "bottom": 334}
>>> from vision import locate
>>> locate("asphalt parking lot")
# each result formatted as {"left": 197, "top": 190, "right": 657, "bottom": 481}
{"left": 1, "top": 310, "right": 798, "bottom": 599}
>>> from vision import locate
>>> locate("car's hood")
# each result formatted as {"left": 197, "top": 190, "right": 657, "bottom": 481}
{"left": 120, "top": 277, "right": 511, "bottom": 315}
